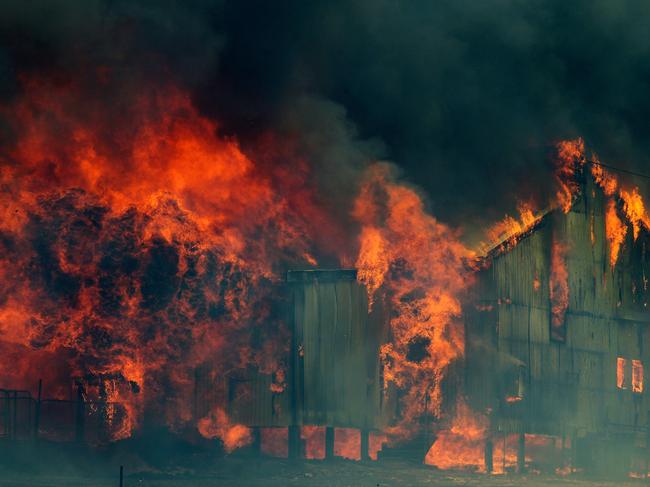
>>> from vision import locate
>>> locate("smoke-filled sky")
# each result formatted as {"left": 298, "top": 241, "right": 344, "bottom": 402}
{"left": 2, "top": 0, "right": 650, "bottom": 234}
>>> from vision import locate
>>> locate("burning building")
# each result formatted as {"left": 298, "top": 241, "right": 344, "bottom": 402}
{"left": 0, "top": 75, "right": 469, "bottom": 464}
{"left": 194, "top": 268, "right": 389, "bottom": 460}
{"left": 3, "top": 4, "right": 650, "bottom": 485}
{"left": 462, "top": 144, "right": 650, "bottom": 476}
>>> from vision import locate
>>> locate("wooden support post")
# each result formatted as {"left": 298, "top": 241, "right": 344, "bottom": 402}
{"left": 75, "top": 383, "right": 85, "bottom": 444}
{"left": 570, "top": 432, "right": 577, "bottom": 471}
{"left": 517, "top": 432, "right": 526, "bottom": 473}
{"left": 252, "top": 427, "right": 262, "bottom": 456}
{"left": 33, "top": 379, "right": 42, "bottom": 440}
{"left": 360, "top": 429, "right": 370, "bottom": 462}
{"left": 325, "top": 426, "right": 335, "bottom": 460}
{"left": 288, "top": 425, "right": 300, "bottom": 459}
{"left": 560, "top": 430, "right": 567, "bottom": 472}
{"left": 484, "top": 437, "right": 494, "bottom": 473}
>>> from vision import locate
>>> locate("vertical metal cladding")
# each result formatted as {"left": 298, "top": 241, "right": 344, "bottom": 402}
{"left": 465, "top": 173, "right": 650, "bottom": 474}
{"left": 212, "top": 269, "right": 385, "bottom": 431}
{"left": 287, "top": 269, "right": 383, "bottom": 430}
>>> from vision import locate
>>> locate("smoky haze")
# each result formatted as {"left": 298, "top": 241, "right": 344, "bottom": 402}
{"left": 1, "top": 0, "right": 650, "bottom": 233}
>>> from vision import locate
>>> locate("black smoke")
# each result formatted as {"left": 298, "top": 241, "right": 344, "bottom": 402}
{"left": 2, "top": 0, "right": 650, "bottom": 233}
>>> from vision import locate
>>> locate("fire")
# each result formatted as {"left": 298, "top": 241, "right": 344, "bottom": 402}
{"left": 355, "top": 226, "right": 389, "bottom": 307}
{"left": 632, "top": 359, "right": 643, "bottom": 393}
{"left": 620, "top": 188, "right": 650, "bottom": 240}
{"left": 369, "top": 432, "right": 388, "bottom": 460}
{"left": 425, "top": 398, "right": 488, "bottom": 471}
{"left": 617, "top": 357, "right": 627, "bottom": 389}
{"left": 0, "top": 75, "right": 343, "bottom": 441}
{"left": 482, "top": 201, "right": 542, "bottom": 254}
{"left": 549, "top": 238, "right": 569, "bottom": 340}
{"left": 605, "top": 200, "right": 627, "bottom": 268}
{"left": 4, "top": 65, "right": 648, "bottom": 470}
{"left": 197, "top": 407, "right": 252, "bottom": 452}
{"left": 334, "top": 428, "right": 361, "bottom": 461}
{"left": 302, "top": 426, "right": 326, "bottom": 460}
{"left": 554, "top": 139, "right": 650, "bottom": 268}
{"left": 554, "top": 138, "right": 585, "bottom": 213}
{"left": 486, "top": 202, "right": 538, "bottom": 243}
{"left": 1, "top": 73, "right": 483, "bottom": 454}
{"left": 590, "top": 158, "right": 617, "bottom": 196}
{"left": 354, "top": 163, "right": 474, "bottom": 440}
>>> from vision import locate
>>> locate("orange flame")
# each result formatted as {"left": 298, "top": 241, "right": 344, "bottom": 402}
{"left": 301, "top": 426, "right": 325, "bottom": 460}
{"left": 425, "top": 398, "right": 488, "bottom": 471}
{"left": 354, "top": 163, "right": 473, "bottom": 441}
{"left": 617, "top": 357, "right": 627, "bottom": 389}
{"left": 549, "top": 238, "right": 569, "bottom": 339}
{"left": 632, "top": 359, "right": 643, "bottom": 393}
{"left": 553, "top": 139, "right": 637, "bottom": 268}
{"left": 590, "top": 159, "right": 617, "bottom": 197}
{"left": 605, "top": 200, "right": 627, "bottom": 268}
{"left": 620, "top": 188, "right": 650, "bottom": 241}
{"left": 554, "top": 138, "right": 585, "bottom": 213}
{"left": 0, "top": 75, "right": 343, "bottom": 441}
{"left": 334, "top": 428, "right": 361, "bottom": 461}
{"left": 197, "top": 407, "right": 252, "bottom": 452}
{"left": 482, "top": 201, "right": 542, "bottom": 254}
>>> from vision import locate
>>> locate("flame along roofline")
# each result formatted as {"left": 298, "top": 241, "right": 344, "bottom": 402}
{"left": 476, "top": 205, "right": 556, "bottom": 262}
{"left": 476, "top": 189, "right": 650, "bottom": 264}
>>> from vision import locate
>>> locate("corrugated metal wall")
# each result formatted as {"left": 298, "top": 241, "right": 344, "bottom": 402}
{"left": 466, "top": 171, "right": 650, "bottom": 445}
{"left": 195, "top": 269, "right": 386, "bottom": 430}
{"left": 288, "top": 269, "right": 384, "bottom": 429}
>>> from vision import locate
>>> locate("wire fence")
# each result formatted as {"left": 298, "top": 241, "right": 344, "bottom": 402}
{"left": 0, "top": 388, "right": 126, "bottom": 444}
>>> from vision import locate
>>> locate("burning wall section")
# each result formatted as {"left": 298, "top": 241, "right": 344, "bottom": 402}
{"left": 462, "top": 160, "right": 650, "bottom": 475}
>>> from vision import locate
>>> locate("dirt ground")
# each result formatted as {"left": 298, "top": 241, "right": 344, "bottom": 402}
{"left": 0, "top": 457, "right": 647, "bottom": 487}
